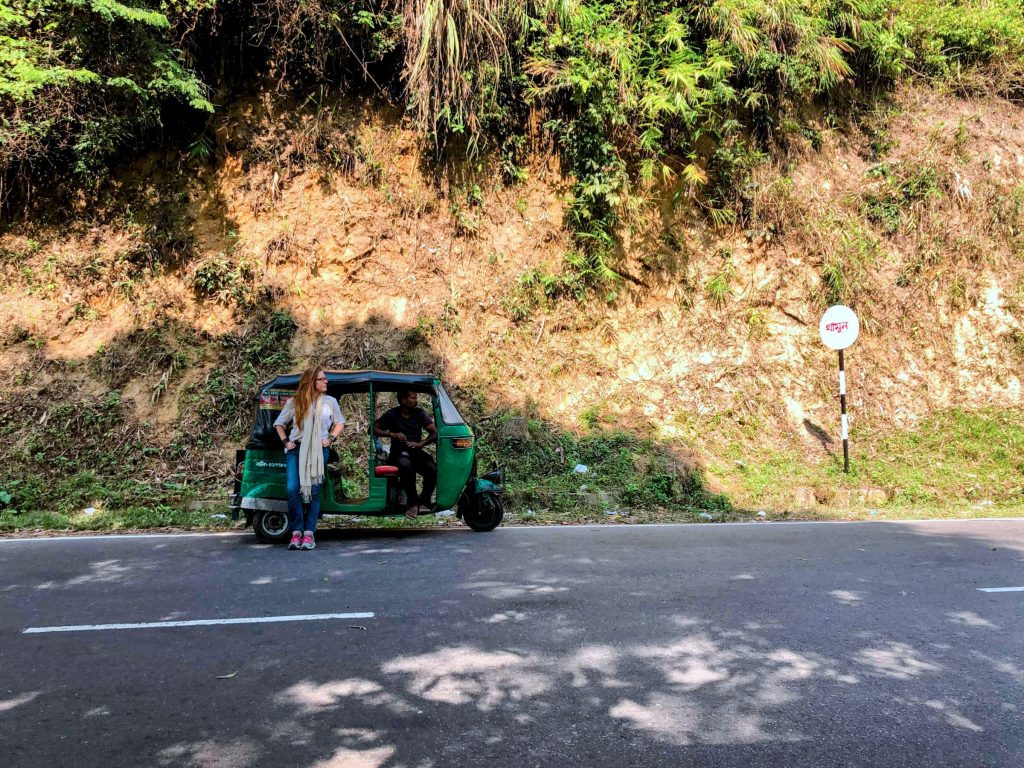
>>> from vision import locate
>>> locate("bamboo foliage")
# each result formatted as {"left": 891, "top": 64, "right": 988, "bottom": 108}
{"left": 390, "top": 0, "right": 585, "bottom": 135}
{"left": 391, "top": 0, "right": 525, "bottom": 134}
{"left": 0, "top": 0, "right": 211, "bottom": 186}
{"left": 3, "top": 0, "right": 1023, "bottom": 256}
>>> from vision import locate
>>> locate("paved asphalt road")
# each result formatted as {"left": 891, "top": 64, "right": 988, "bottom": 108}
{"left": 1, "top": 520, "right": 1022, "bottom": 768}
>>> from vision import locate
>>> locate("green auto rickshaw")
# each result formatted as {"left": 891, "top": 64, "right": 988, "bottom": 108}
{"left": 230, "top": 371, "right": 504, "bottom": 543}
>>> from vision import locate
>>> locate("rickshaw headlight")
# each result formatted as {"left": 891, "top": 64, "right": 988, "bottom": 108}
{"left": 452, "top": 437, "right": 473, "bottom": 449}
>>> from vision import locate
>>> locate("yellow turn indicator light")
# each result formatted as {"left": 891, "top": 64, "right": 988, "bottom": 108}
{"left": 452, "top": 437, "right": 474, "bottom": 449}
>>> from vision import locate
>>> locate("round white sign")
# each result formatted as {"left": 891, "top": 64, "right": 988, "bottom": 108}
{"left": 819, "top": 305, "right": 859, "bottom": 350}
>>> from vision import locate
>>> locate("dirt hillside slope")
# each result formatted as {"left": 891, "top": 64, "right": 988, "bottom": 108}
{"left": 2, "top": 86, "right": 1022, "bottom": 520}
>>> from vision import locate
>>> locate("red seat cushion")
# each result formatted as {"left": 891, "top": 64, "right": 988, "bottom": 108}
{"left": 374, "top": 465, "right": 399, "bottom": 477}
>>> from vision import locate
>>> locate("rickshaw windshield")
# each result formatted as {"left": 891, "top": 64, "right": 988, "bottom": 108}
{"left": 435, "top": 384, "right": 465, "bottom": 425}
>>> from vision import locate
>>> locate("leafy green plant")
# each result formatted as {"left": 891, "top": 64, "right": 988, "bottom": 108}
{"left": 470, "top": 407, "right": 731, "bottom": 517}
{"left": 894, "top": 0, "right": 1024, "bottom": 85}
{"left": 0, "top": 388, "right": 202, "bottom": 515}
{"left": 203, "top": 309, "right": 298, "bottom": 429}
{"left": 818, "top": 215, "right": 881, "bottom": 305}
{"left": 949, "top": 271, "right": 969, "bottom": 309}
{"left": 191, "top": 255, "right": 255, "bottom": 305}
{"left": 579, "top": 403, "right": 604, "bottom": 430}
{"left": 705, "top": 252, "right": 735, "bottom": 307}
{"left": 0, "top": 0, "right": 212, "bottom": 195}
{"left": 745, "top": 307, "right": 768, "bottom": 338}
{"left": 187, "top": 130, "right": 215, "bottom": 163}
{"left": 5, "top": 0, "right": 1024, "bottom": 296}
{"left": 501, "top": 263, "right": 586, "bottom": 321}
{"left": 192, "top": 255, "right": 235, "bottom": 297}
{"left": 863, "top": 161, "right": 942, "bottom": 234}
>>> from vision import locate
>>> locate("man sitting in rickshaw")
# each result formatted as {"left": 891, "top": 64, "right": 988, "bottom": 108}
{"left": 374, "top": 389, "right": 438, "bottom": 518}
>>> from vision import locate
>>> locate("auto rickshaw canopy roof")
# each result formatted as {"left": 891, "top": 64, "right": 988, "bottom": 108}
{"left": 258, "top": 370, "right": 438, "bottom": 396}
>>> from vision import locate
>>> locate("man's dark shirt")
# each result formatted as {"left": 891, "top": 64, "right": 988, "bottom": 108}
{"left": 377, "top": 406, "right": 434, "bottom": 445}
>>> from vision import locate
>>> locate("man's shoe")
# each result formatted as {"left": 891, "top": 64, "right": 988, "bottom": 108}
{"left": 301, "top": 532, "right": 315, "bottom": 550}
{"left": 288, "top": 532, "right": 302, "bottom": 550}
{"left": 404, "top": 506, "right": 418, "bottom": 520}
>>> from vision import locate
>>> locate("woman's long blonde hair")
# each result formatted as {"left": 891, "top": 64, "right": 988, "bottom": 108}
{"left": 293, "top": 366, "right": 323, "bottom": 426}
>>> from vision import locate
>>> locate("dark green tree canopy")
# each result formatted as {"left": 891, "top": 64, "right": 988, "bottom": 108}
{"left": 2, "top": 0, "right": 1022, "bottom": 265}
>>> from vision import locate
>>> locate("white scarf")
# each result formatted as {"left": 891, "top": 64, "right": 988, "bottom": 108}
{"left": 299, "top": 395, "right": 325, "bottom": 502}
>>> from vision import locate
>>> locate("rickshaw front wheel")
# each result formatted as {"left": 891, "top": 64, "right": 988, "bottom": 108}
{"left": 460, "top": 492, "right": 504, "bottom": 532}
{"left": 254, "top": 509, "right": 291, "bottom": 544}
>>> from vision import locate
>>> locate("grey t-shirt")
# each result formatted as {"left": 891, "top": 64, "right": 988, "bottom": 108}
{"left": 273, "top": 395, "right": 345, "bottom": 443}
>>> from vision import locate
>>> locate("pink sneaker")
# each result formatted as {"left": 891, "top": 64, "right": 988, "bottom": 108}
{"left": 301, "top": 533, "right": 315, "bottom": 550}
{"left": 288, "top": 532, "right": 302, "bottom": 550}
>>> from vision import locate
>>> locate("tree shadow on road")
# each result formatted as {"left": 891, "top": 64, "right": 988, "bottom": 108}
{"left": 5, "top": 521, "right": 1023, "bottom": 767}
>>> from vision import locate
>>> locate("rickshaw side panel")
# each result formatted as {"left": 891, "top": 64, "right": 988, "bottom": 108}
{"left": 433, "top": 383, "right": 474, "bottom": 510}
{"left": 321, "top": 476, "right": 388, "bottom": 513}
{"left": 239, "top": 449, "right": 289, "bottom": 502}
{"left": 434, "top": 427, "right": 474, "bottom": 508}
{"left": 241, "top": 448, "right": 391, "bottom": 514}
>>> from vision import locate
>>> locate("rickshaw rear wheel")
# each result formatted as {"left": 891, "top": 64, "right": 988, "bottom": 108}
{"left": 254, "top": 509, "right": 291, "bottom": 544}
{"left": 460, "top": 492, "right": 504, "bottom": 532}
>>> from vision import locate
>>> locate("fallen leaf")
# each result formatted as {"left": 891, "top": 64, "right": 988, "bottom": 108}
{"left": 216, "top": 672, "right": 237, "bottom": 680}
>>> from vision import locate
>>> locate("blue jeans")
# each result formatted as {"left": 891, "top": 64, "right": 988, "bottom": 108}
{"left": 285, "top": 446, "right": 329, "bottom": 533}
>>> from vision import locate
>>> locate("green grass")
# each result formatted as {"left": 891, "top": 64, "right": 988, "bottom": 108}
{"left": 858, "top": 408, "right": 1024, "bottom": 508}
{"left": 3, "top": 407, "right": 1021, "bottom": 534}
{"left": 0, "top": 505, "right": 235, "bottom": 534}
{"left": 818, "top": 216, "right": 882, "bottom": 306}
{"left": 472, "top": 412, "right": 732, "bottom": 519}
{"left": 703, "top": 408, "right": 1024, "bottom": 516}
{"left": 735, "top": 450, "right": 819, "bottom": 501}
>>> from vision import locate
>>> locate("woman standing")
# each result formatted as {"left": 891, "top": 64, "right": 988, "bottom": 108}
{"left": 273, "top": 366, "right": 345, "bottom": 550}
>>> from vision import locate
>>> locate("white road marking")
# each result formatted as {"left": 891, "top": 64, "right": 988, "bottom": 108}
{"left": 1, "top": 517, "right": 1023, "bottom": 543}
{"left": 24, "top": 612, "right": 375, "bottom": 634}
{"left": 0, "top": 531, "right": 250, "bottom": 543}
{"left": 977, "top": 586, "right": 1024, "bottom": 593}
{"left": 511, "top": 518, "right": 1024, "bottom": 530}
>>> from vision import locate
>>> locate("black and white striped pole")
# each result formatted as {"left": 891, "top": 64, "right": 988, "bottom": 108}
{"left": 819, "top": 305, "right": 860, "bottom": 473}
{"left": 839, "top": 348, "right": 849, "bottom": 472}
